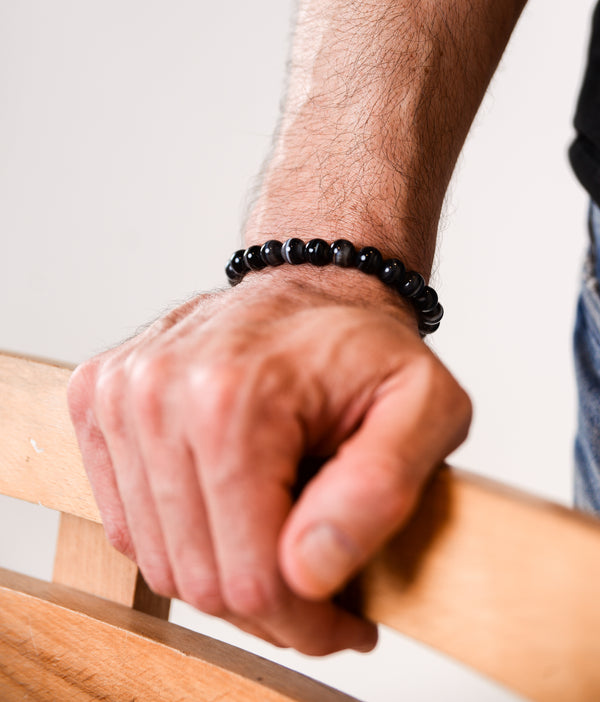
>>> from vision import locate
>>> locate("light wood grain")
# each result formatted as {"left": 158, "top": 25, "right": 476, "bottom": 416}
{"left": 356, "top": 469, "right": 600, "bottom": 701}
{"left": 0, "top": 352, "right": 99, "bottom": 522}
{"left": 53, "top": 513, "right": 170, "bottom": 619}
{"left": 0, "top": 568, "right": 357, "bottom": 702}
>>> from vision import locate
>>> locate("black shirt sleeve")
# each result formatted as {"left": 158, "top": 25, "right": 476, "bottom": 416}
{"left": 570, "top": 2, "right": 600, "bottom": 207}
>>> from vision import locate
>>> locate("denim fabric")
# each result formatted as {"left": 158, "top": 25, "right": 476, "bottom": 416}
{"left": 574, "top": 202, "right": 600, "bottom": 513}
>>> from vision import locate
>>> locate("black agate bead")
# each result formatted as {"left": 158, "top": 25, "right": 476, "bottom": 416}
{"left": 419, "top": 304, "right": 443, "bottom": 335}
{"left": 244, "top": 245, "right": 267, "bottom": 271}
{"left": 282, "top": 238, "right": 306, "bottom": 265}
{"left": 331, "top": 239, "right": 357, "bottom": 267}
{"left": 230, "top": 249, "right": 247, "bottom": 275}
{"left": 419, "top": 320, "right": 441, "bottom": 335}
{"left": 399, "top": 271, "right": 425, "bottom": 299}
{"left": 421, "top": 302, "right": 444, "bottom": 325}
{"left": 260, "top": 240, "right": 284, "bottom": 266}
{"left": 225, "top": 262, "right": 243, "bottom": 285}
{"left": 379, "top": 258, "right": 405, "bottom": 286}
{"left": 225, "top": 249, "right": 248, "bottom": 285}
{"left": 305, "top": 238, "right": 332, "bottom": 266}
{"left": 357, "top": 247, "right": 383, "bottom": 275}
{"left": 413, "top": 286, "right": 438, "bottom": 313}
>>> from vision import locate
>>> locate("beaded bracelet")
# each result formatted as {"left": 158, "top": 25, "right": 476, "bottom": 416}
{"left": 225, "top": 238, "right": 443, "bottom": 335}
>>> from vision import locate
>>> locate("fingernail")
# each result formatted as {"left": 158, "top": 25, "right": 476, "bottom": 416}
{"left": 296, "top": 522, "right": 360, "bottom": 594}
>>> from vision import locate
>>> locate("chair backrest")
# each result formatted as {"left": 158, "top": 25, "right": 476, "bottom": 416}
{"left": 2, "top": 351, "right": 600, "bottom": 702}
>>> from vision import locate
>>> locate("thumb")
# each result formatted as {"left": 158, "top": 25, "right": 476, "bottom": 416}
{"left": 279, "top": 360, "right": 471, "bottom": 600}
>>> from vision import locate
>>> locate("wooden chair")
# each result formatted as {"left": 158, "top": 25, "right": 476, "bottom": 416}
{"left": 2, "top": 351, "right": 600, "bottom": 702}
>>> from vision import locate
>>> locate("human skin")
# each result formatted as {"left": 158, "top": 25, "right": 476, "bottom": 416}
{"left": 68, "top": 0, "right": 527, "bottom": 655}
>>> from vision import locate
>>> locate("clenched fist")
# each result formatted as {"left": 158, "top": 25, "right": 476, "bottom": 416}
{"left": 67, "top": 266, "right": 471, "bottom": 655}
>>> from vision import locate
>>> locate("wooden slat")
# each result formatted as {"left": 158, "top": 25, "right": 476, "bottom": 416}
{"left": 0, "top": 568, "right": 357, "bottom": 702}
{"left": 53, "top": 513, "right": 170, "bottom": 619}
{"left": 0, "top": 353, "right": 170, "bottom": 616}
{"left": 0, "top": 353, "right": 99, "bottom": 522}
{"left": 358, "top": 469, "right": 600, "bottom": 702}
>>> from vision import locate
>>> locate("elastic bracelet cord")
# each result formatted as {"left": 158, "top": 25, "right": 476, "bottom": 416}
{"left": 225, "top": 238, "right": 443, "bottom": 336}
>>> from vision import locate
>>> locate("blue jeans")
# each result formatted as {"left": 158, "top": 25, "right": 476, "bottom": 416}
{"left": 574, "top": 202, "right": 600, "bottom": 514}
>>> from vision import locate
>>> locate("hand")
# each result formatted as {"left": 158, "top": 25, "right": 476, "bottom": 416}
{"left": 67, "top": 266, "right": 471, "bottom": 655}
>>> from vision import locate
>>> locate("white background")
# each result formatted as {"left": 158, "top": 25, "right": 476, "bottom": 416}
{"left": 0, "top": 1, "right": 594, "bottom": 699}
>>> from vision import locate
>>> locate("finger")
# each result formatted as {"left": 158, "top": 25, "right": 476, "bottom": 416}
{"left": 94, "top": 363, "right": 177, "bottom": 598}
{"left": 280, "top": 358, "right": 472, "bottom": 600}
{"left": 242, "top": 583, "right": 378, "bottom": 655}
{"left": 142, "top": 446, "right": 224, "bottom": 614}
{"left": 122, "top": 343, "right": 287, "bottom": 646}
{"left": 223, "top": 614, "right": 290, "bottom": 648}
{"left": 67, "top": 362, "right": 135, "bottom": 559}
{"left": 66, "top": 326, "right": 174, "bottom": 556}
{"left": 66, "top": 295, "right": 217, "bottom": 589}
{"left": 188, "top": 359, "right": 302, "bottom": 609}
{"left": 129, "top": 360, "right": 224, "bottom": 615}
{"left": 188, "top": 366, "right": 377, "bottom": 654}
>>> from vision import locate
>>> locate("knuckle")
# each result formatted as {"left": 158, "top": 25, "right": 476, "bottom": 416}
{"left": 188, "top": 356, "right": 294, "bottom": 439}
{"left": 343, "top": 450, "right": 423, "bottom": 528}
{"left": 104, "top": 520, "right": 135, "bottom": 560}
{"left": 415, "top": 353, "right": 446, "bottom": 390}
{"left": 371, "top": 456, "right": 420, "bottom": 514}
{"left": 454, "top": 385, "right": 473, "bottom": 430}
{"left": 190, "top": 363, "right": 242, "bottom": 418}
{"left": 430, "top": 367, "right": 473, "bottom": 437}
{"left": 179, "top": 578, "right": 225, "bottom": 616}
{"left": 413, "top": 355, "right": 472, "bottom": 422}
{"left": 245, "top": 355, "right": 292, "bottom": 403}
{"left": 223, "top": 573, "right": 282, "bottom": 619}
{"left": 128, "top": 353, "right": 172, "bottom": 429}
{"left": 94, "top": 364, "right": 125, "bottom": 427}
{"left": 139, "top": 560, "right": 178, "bottom": 599}
{"left": 361, "top": 446, "right": 417, "bottom": 492}
{"left": 388, "top": 480, "right": 420, "bottom": 523}
{"left": 67, "top": 360, "right": 99, "bottom": 421}
{"left": 435, "top": 364, "right": 465, "bottom": 403}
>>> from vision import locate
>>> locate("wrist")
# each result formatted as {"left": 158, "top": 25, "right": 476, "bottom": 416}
{"left": 227, "top": 238, "right": 443, "bottom": 336}
{"left": 244, "top": 198, "right": 437, "bottom": 280}
{"left": 235, "top": 263, "right": 421, "bottom": 333}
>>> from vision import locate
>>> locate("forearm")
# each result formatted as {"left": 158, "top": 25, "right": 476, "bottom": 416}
{"left": 71, "top": 2, "right": 486, "bottom": 649}
{"left": 246, "top": 0, "right": 527, "bottom": 275}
